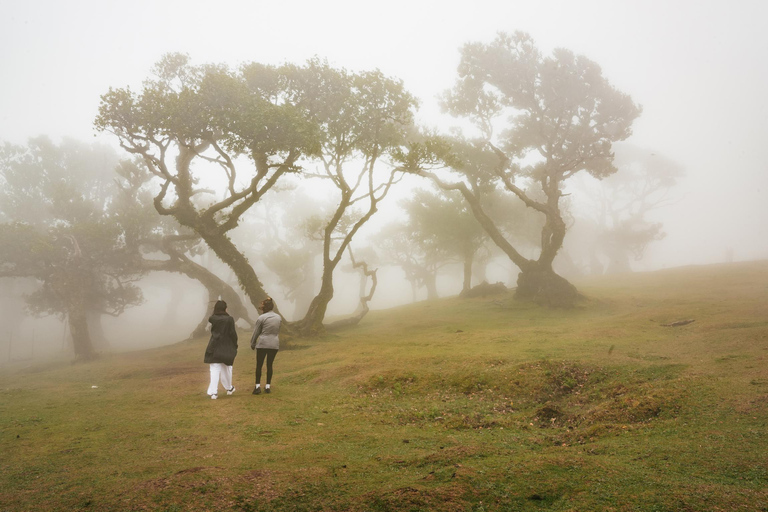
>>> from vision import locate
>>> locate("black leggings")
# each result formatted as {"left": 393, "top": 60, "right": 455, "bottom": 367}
{"left": 255, "top": 348, "right": 278, "bottom": 385}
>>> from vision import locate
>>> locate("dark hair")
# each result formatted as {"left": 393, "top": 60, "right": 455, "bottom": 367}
{"left": 213, "top": 300, "right": 228, "bottom": 315}
{"left": 261, "top": 297, "right": 274, "bottom": 312}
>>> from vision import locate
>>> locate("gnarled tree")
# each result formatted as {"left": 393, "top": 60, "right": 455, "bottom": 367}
{"left": 405, "top": 32, "right": 641, "bottom": 306}
{"left": 112, "top": 157, "right": 254, "bottom": 337}
{"left": 95, "top": 54, "right": 320, "bottom": 313}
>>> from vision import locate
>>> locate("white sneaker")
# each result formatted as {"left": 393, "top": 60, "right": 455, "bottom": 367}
{"left": 210, "top": 394, "right": 218, "bottom": 400}
{"left": 226, "top": 387, "right": 235, "bottom": 396}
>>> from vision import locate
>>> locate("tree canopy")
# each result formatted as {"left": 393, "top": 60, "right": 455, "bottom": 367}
{"left": 278, "top": 60, "right": 419, "bottom": 335}
{"left": 404, "top": 31, "right": 642, "bottom": 306}
{"left": 98, "top": 55, "right": 419, "bottom": 333}
{"left": 95, "top": 54, "right": 321, "bottom": 314}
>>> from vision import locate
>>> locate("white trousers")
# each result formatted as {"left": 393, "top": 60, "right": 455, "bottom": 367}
{"left": 207, "top": 363, "right": 233, "bottom": 395}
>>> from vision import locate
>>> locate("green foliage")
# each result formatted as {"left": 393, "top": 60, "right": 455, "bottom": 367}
{"left": 97, "top": 56, "right": 321, "bottom": 159}
{"left": 97, "top": 54, "right": 419, "bottom": 322}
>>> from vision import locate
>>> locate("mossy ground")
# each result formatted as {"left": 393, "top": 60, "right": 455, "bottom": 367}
{"left": 1, "top": 261, "right": 767, "bottom": 510}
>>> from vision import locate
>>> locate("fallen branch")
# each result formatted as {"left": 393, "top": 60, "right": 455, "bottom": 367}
{"left": 661, "top": 319, "right": 695, "bottom": 327}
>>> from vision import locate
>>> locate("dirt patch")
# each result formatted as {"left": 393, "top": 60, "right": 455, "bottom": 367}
{"left": 591, "top": 392, "right": 674, "bottom": 423}
{"left": 363, "top": 485, "right": 470, "bottom": 512}
{"left": 534, "top": 403, "right": 567, "bottom": 427}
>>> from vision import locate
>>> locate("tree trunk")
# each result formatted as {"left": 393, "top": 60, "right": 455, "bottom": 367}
{"left": 355, "top": 270, "right": 367, "bottom": 314}
{"left": 143, "top": 261, "right": 254, "bottom": 341}
{"left": 297, "top": 272, "right": 334, "bottom": 336}
{"left": 68, "top": 307, "right": 95, "bottom": 360}
{"left": 189, "top": 316, "right": 210, "bottom": 339}
{"left": 421, "top": 171, "right": 581, "bottom": 309}
{"left": 199, "top": 231, "right": 273, "bottom": 315}
{"left": 515, "top": 266, "right": 579, "bottom": 308}
{"left": 462, "top": 251, "right": 473, "bottom": 294}
{"left": 87, "top": 310, "right": 109, "bottom": 351}
{"left": 145, "top": 240, "right": 255, "bottom": 328}
{"left": 292, "top": 258, "right": 316, "bottom": 320}
{"left": 189, "top": 287, "right": 214, "bottom": 339}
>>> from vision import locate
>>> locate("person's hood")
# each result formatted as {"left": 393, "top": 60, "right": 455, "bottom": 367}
{"left": 209, "top": 313, "right": 231, "bottom": 326}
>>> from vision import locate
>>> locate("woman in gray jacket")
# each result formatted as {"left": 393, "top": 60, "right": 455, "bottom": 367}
{"left": 250, "top": 297, "right": 281, "bottom": 394}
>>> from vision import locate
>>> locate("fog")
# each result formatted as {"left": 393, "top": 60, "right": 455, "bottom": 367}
{"left": 2, "top": 0, "right": 767, "bottom": 362}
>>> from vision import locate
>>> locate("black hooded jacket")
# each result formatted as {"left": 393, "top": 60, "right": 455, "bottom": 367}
{"left": 204, "top": 314, "right": 238, "bottom": 365}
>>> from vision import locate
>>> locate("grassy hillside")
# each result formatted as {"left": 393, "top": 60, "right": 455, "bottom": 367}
{"left": 1, "top": 261, "right": 767, "bottom": 511}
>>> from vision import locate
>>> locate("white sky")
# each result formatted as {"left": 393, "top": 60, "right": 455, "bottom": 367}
{"left": 2, "top": 0, "right": 767, "bottom": 269}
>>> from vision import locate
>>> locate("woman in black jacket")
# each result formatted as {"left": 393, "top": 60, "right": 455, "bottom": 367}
{"left": 204, "top": 300, "right": 238, "bottom": 399}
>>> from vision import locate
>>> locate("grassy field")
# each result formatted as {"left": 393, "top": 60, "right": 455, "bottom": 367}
{"left": 1, "top": 261, "right": 767, "bottom": 511}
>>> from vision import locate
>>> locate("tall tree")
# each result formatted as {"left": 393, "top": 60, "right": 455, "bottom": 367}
{"left": 95, "top": 54, "right": 320, "bottom": 313}
{"left": 0, "top": 137, "right": 144, "bottom": 359}
{"left": 404, "top": 32, "right": 641, "bottom": 306}
{"left": 287, "top": 61, "right": 418, "bottom": 335}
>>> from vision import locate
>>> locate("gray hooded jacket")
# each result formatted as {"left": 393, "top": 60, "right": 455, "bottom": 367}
{"left": 250, "top": 311, "right": 281, "bottom": 350}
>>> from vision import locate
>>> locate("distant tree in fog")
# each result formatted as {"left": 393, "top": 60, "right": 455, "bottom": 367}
{"left": 402, "top": 32, "right": 641, "bottom": 307}
{"left": 573, "top": 144, "right": 684, "bottom": 274}
{"left": 376, "top": 220, "right": 443, "bottom": 301}
{"left": 240, "top": 187, "right": 325, "bottom": 321}
{"left": 286, "top": 61, "right": 418, "bottom": 336}
{"left": 401, "top": 188, "right": 488, "bottom": 295}
{"left": 96, "top": 54, "right": 321, "bottom": 315}
{"left": 0, "top": 137, "right": 144, "bottom": 359}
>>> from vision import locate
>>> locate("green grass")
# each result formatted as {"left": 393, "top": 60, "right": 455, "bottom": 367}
{"left": 2, "top": 260, "right": 768, "bottom": 511}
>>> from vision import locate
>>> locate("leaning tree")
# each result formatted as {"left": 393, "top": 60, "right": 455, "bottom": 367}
{"left": 404, "top": 32, "right": 641, "bottom": 306}
{"left": 95, "top": 54, "right": 321, "bottom": 314}
{"left": 111, "top": 157, "right": 254, "bottom": 337}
